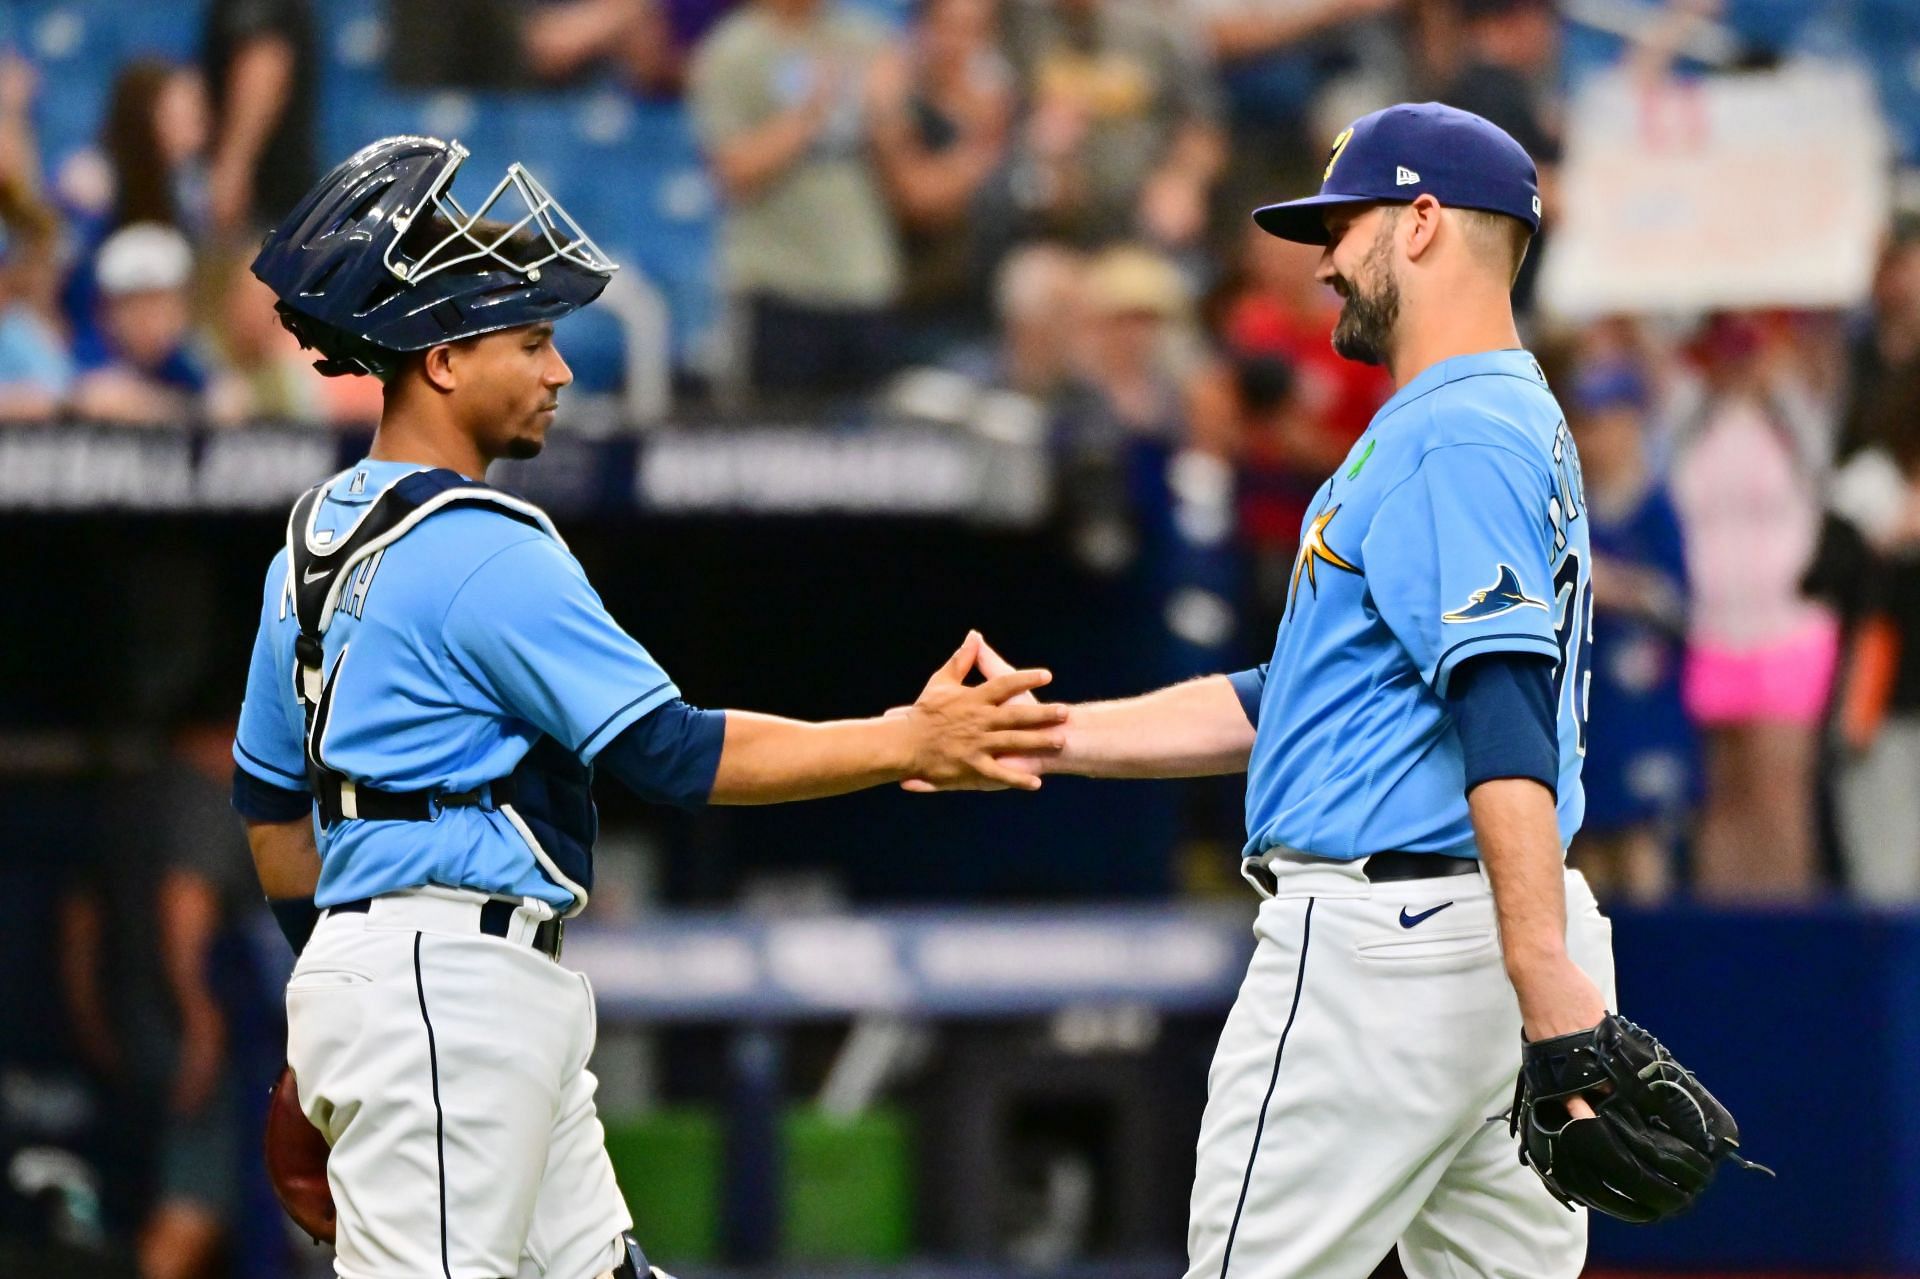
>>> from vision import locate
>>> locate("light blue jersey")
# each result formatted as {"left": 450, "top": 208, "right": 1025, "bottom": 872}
{"left": 233, "top": 460, "right": 680, "bottom": 909}
{"left": 1244, "top": 349, "right": 1591, "bottom": 860}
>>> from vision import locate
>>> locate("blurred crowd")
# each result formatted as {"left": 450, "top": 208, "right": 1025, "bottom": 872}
{"left": 0, "top": 0, "right": 384, "bottom": 429}
{"left": 0, "top": 0, "right": 1588, "bottom": 428}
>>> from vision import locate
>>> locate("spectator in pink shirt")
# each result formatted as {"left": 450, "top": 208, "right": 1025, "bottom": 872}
{"left": 1669, "top": 313, "right": 1837, "bottom": 900}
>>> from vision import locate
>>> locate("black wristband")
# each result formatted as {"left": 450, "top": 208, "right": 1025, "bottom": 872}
{"left": 269, "top": 897, "right": 321, "bottom": 955}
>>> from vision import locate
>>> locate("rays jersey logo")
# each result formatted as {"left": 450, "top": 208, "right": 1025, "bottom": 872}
{"left": 1286, "top": 505, "right": 1360, "bottom": 618}
{"left": 1442, "top": 564, "right": 1546, "bottom": 623}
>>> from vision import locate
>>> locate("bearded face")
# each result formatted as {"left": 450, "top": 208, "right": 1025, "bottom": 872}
{"left": 1327, "top": 214, "right": 1401, "bottom": 367}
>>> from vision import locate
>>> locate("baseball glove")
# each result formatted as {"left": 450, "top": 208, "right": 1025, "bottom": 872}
{"left": 1509, "top": 1013, "right": 1772, "bottom": 1223}
{"left": 264, "top": 1065, "right": 336, "bottom": 1244}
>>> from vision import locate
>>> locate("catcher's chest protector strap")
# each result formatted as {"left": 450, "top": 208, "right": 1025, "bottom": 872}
{"left": 284, "top": 466, "right": 562, "bottom": 805}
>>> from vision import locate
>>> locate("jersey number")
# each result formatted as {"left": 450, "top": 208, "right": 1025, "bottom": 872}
{"left": 1551, "top": 552, "right": 1593, "bottom": 756}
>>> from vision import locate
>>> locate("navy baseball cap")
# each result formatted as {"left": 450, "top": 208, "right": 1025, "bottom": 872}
{"left": 1253, "top": 102, "right": 1542, "bottom": 246}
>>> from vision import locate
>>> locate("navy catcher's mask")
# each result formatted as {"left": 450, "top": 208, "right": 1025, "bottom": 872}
{"left": 251, "top": 135, "right": 616, "bottom": 379}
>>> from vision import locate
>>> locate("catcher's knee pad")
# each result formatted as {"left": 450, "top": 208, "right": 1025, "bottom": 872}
{"left": 612, "top": 1231, "right": 672, "bottom": 1279}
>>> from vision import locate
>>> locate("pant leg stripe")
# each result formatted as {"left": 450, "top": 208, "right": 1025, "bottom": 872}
{"left": 1219, "top": 896, "right": 1315, "bottom": 1279}
{"left": 413, "top": 932, "right": 453, "bottom": 1279}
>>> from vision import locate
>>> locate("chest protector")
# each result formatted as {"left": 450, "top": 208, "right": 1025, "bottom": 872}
{"left": 285, "top": 467, "right": 598, "bottom": 915}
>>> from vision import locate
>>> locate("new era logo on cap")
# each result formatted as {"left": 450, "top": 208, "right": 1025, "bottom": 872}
{"left": 1252, "top": 102, "right": 1543, "bottom": 246}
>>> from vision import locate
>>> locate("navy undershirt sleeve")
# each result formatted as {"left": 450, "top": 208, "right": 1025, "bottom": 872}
{"left": 596, "top": 697, "right": 727, "bottom": 809}
{"left": 1444, "top": 652, "right": 1558, "bottom": 796}
{"left": 232, "top": 765, "right": 312, "bottom": 823}
{"left": 1225, "top": 664, "right": 1268, "bottom": 727}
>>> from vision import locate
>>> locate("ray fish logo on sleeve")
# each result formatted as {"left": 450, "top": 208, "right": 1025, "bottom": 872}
{"left": 1442, "top": 564, "right": 1546, "bottom": 623}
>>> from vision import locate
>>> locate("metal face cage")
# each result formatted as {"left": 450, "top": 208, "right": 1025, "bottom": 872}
{"left": 380, "top": 140, "right": 617, "bottom": 287}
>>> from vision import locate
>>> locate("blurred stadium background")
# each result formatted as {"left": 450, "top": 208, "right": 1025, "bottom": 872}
{"left": 1, "top": 0, "right": 1917, "bottom": 1275}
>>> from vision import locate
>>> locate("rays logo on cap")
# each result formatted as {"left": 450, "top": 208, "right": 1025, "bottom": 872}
{"left": 1442, "top": 564, "right": 1546, "bottom": 623}
{"left": 1324, "top": 127, "right": 1355, "bottom": 181}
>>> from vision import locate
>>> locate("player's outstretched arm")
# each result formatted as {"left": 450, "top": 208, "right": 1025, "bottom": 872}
{"left": 902, "top": 638, "right": 1256, "bottom": 791}
{"left": 1044, "top": 677, "right": 1258, "bottom": 779}
{"left": 707, "top": 633, "right": 1068, "bottom": 805}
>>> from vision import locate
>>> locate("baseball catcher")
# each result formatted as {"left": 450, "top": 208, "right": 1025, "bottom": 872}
{"left": 237, "top": 134, "right": 1064, "bottom": 1278}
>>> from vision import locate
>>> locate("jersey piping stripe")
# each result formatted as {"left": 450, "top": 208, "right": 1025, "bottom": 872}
{"left": 235, "top": 741, "right": 306, "bottom": 787}
{"left": 413, "top": 933, "right": 453, "bottom": 1279}
{"left": 1432, "top": 631, "right": 1561, "bottom": 695}
{"left": 577, "top": 681, "right": 675, "bottom": 758}
{"left": 1219, "top": 896, "right": 1315, "bottom": 1279}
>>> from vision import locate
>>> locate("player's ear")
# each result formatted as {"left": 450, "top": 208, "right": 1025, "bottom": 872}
{"left": 1401, "top": 194, "right": 1442, "bottom": 263}
{"left": 422, "top": 342, "right": 459, "bottom": 394}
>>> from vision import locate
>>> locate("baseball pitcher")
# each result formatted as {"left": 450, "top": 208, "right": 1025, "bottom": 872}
{"left": 939, "top": 103, "right": 1764, "bottom": 1277}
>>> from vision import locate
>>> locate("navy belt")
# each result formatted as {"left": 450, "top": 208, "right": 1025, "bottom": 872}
{"left": 327, "top": 896, "right": 563, "bottom": 959}
{"left": 1363, "top": 851, "right": 1479, "bottom": 882}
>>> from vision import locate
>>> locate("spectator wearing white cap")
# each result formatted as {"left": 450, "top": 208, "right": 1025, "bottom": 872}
{"left": 1051, "top": 244, "right": 1199, "bottom": 570}
{"left": 72, "top": 223, "right": 211, "bottom": 425}
{"left": 1072, "top": 243, "right": 1199, "bottom": 444}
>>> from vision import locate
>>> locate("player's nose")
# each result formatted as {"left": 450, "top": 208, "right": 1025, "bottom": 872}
{"left": 543, "top": 345, "right": 573, "bottom": 389}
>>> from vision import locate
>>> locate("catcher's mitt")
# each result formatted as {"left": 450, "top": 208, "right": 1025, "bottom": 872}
{"left": 264, "top": 1065, "right": 335, "bottom": 1244}
{"left": 1509, "top": 1013, "right": 1772, "bottom": 1223}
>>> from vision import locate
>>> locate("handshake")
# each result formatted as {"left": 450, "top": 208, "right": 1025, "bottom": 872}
{"left": 891, "top": 630, "right": 1066, "bottom": 793}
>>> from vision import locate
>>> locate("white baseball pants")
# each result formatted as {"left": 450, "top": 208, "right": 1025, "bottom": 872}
{"left": 286, "top": 888, "right": 632, "bottom": 1279}
{"left": 1185, "top": 856, "right": 1617, "bottom": 1279}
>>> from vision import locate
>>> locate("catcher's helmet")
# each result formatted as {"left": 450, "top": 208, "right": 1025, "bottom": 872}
{"left": 251, "top": 135, "right": 616, "bottom": 379}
